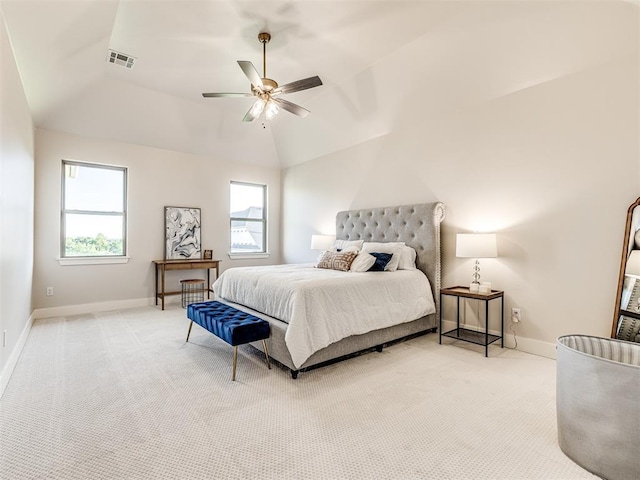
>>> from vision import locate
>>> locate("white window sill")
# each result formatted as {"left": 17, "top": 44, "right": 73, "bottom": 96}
{"left": 58, "top": 256, "right": 130, "bottom": 266}
{"left": 228, "top": 253, "right": 270, "bottom": 260}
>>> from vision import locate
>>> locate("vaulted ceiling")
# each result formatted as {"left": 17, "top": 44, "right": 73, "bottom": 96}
{"left": 2, "top": 1, "right": 637, "bottom": 168}
{"left": 1, "top": 0, "right": 448, "bottom": 167}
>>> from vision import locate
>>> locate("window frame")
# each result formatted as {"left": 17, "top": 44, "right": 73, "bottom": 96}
{"left": 60, "top": 159, "right": 128, "bottom": 261}
{"left": 229, "top": 181, "right": 267, "bottom": 256}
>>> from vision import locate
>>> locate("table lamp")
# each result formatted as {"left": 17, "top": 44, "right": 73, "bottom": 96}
{"left": 456, "top": 233, "right": 498, "bottom": 290}
{"left": 310, "top": 234, "right": 335, "bottom": 251}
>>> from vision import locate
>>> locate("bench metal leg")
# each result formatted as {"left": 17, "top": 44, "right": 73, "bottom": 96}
{"left": 232, "top": 346, "right": 238, "bottom": 381}
{"left": 186, "top": 321, "right": 194, "bottom": 342}
{"left": 262, "top": 340, "right": 271, "bottom": 370}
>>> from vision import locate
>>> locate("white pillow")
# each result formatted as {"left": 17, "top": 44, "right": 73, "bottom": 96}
{"left": 349, "top": 252, "right": 377, "bottom": 272}
{"left": 361, "top": 242, "right": 404, "bottom": 272}
{"left": 331, "top": 239, "right": 364, "bottom": 252}
{"left": 398, "top": 245, "right": 417, "bottom": 270}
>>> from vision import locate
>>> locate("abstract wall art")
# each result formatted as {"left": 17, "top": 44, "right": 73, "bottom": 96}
{"left": 164, "top": 206, "right": 201, "bottom": 260}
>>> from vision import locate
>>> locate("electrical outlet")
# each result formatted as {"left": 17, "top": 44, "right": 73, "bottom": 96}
{"left": 512, "top": 307, "right": 522, "bottom": 323}
{"left": 46, "top": 287, "right": 54, "bottom": 296}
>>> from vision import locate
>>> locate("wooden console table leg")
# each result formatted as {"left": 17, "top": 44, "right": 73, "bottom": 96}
{"left": 155, "top": 264, "right": 159, "bottom": 306}
{"left": 161, "top": 266, "right": 166, "bottom": 310}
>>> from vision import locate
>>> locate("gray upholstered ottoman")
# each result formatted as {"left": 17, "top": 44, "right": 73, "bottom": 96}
{"left": 556, "top": 335, "right": 640, "bottom": 480}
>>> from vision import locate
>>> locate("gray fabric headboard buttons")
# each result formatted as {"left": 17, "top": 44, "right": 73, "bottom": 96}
{"left": 336, "top": 202, "right": 445, "bottom": 316}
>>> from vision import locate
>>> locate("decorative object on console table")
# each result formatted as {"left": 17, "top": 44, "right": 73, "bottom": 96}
{"left": 164, "top": 206, "right": 201, "bottom": 260}
{"left": 203, "top": 249, "right": 213, "bottom": 260}
{"left": 456, "top": 233, "right": 497, "bottom": 290}
{"left": 439, "top": 286, "right": 504, "bottom": 357}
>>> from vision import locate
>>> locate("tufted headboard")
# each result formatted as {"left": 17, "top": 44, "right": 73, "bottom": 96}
{"left": 336, "top": 202, "right": 446, "bottom": 312}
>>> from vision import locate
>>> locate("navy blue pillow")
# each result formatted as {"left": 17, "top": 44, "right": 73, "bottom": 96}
{"left": 368, "top": 252, "right": 393, "bottom": 272}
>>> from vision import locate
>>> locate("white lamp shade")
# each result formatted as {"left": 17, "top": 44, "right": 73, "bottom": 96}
{"left": 310, "top": 234, "right": 335, "bottom": 251}
{"left": 626, "top": 250, "right": 640, "bottom": 276}
{"left": 456, "top": 233, "right": 498, "bottom": 258}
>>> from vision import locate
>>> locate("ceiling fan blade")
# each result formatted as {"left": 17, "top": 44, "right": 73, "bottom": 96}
{"left": 271, "top": 97, "right": 310, "bottom": 118}
{"left": 273, "top": 76, "right": 322, "bottom": 95}
{"left": 242, "top": 99, "right": 264, "bottom": 122}
{"left": 202, "top": 92, "right": 253, "bottom": 98}
{"left": 238, "top": 60, "right": 263, "bottom": 89}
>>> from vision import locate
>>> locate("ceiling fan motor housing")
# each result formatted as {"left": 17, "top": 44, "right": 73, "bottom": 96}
{"left": 258, "top": 78, "right": 278, "bottom": 92}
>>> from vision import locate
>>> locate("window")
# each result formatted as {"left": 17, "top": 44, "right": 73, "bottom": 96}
{"left": 61, "top": 160, "right": 127, "bottom": 258}
{"left": 230, "top": 181, "right": 266, "bottom": 254}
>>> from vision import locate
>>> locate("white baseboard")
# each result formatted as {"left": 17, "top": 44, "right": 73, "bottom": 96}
{"left": 440, "top": 319, "right": 556, "bottom": 359}
{"left": 0, "top": 312, "right": 34, "bottom": 398}
{"left": 32, "top": 296, "right": 180, "bottom": 320}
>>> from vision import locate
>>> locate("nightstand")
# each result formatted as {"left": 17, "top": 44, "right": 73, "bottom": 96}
{"left": 439, "top": 286, "right": 504, "bottom": 357}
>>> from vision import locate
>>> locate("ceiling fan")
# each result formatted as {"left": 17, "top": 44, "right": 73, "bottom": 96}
{"left": 202, "top": 32, "right": 322, "bottom": 122}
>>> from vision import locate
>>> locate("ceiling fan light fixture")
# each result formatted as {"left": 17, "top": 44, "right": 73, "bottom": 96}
{"left": 250, "top": 99, "right": 266, "bottom": 116}
{"left": 265, "top": 101, "right": 279, "bottom": 120}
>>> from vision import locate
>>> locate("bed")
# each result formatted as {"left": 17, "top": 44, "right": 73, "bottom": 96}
{"left": 213, "top": 202, "right": 445, "bottom": 378}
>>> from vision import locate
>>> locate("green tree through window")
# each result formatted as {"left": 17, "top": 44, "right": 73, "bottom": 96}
{"left": 61, "top": 160, "right": 127, "bottom": 257}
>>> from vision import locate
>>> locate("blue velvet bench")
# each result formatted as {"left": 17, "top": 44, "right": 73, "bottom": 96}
{"left": 186, "top": 301, "right": 271, "bottom": 381}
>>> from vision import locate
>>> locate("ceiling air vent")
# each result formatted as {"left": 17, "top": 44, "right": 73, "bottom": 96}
{"left": 107, "top": 49, "right": 135, "bottom": 69}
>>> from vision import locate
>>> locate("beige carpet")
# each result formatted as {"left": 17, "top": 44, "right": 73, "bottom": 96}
{"left": 0, "top": 306, "right": 595, "bottom": 479}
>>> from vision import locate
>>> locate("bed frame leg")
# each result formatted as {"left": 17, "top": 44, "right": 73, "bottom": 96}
{"left": 375, "top": 344, "right": 383, "bottom": 353}
{"left": 186, "top": 321, "right": 194, "bottom": 342}
{"left": 291, "top": 370, "right": 299, "bottom": 379}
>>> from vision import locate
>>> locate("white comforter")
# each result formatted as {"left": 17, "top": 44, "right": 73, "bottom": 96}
{"left": 212, "top": 264, "right": 435, "bottom": 368}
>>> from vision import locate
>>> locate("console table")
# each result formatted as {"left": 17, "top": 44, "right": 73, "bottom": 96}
{"left": 153, "top": 259, "right": 220, "bottom": 310}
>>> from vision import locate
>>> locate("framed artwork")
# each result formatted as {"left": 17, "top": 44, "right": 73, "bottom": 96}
{"left": 203, "top": 249, "right": 213, "bottom": 260}
{"left": 164, "top": 206, "right": 201, "bottom": 260}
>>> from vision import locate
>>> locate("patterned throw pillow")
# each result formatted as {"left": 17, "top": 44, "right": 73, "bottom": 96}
{"left": 316, "top": 251, "right": 358, "bottom": 272}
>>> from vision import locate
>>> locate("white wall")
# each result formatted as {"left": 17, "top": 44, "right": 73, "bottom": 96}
{"left": 0, "top": 12, "right": 35, "bottom": 394}
{"left": 281, "top": 2, "right": 639, "bottom": 357}
{"left": 33, "top": 129, "right": 281, "bottom": 313}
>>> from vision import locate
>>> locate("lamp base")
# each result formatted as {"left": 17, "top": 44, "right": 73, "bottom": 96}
{"left": 472, "top": 259, "right": 481, "bottom": 285}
